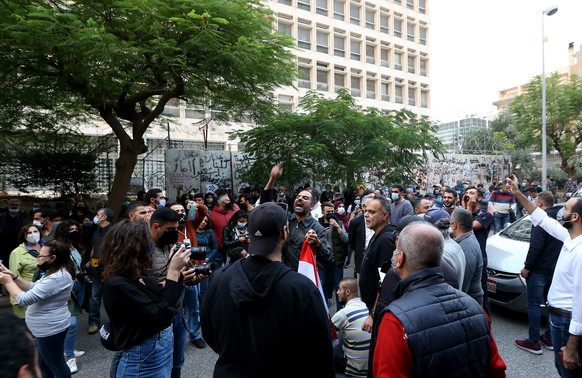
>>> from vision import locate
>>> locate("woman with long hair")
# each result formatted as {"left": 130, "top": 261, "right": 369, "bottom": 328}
{"left": 8, "top": 224, "right": 44, "bottom": 319}
{"left": 0, "top": 240, "right": 74, "bottom": 378}
{"left": 222, "top": 210, "right": 250, "bottom": 264}
{"left": 54, "top": 219, "right": 86, "bottom": 374}
{"left": 100, "top": 220, "right": 190, "bottom": 378}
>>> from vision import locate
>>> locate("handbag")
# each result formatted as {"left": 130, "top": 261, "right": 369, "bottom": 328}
{"left": 67, "top": 289, "right": 83, "bottom": 316}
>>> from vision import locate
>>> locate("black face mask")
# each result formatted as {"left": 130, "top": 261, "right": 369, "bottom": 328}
{"left": 69, "top": 231, "right": 80, "bottom": 243}
{"left": 159, "top": 229, "right": 179, "bottom": 246}
{"left": 38, "top": 261, "right": 52, "bottom": 272}
{"left": 178, "top": 214, "right": 186, "bottom": 225}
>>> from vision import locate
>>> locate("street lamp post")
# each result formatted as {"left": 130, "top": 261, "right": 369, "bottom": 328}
{"left": 541, "top": 5, "right": 558, "bottom": 191}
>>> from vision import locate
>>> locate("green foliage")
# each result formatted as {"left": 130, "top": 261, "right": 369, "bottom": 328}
{"left": 510, "top": 73, "right": 582, "bottom": 176}
{"left": 232, "top": 90, "right": 444, "bottom": 188}
{"left": 0, "top": 130, "right": 114, "bottom": 196}
{"left": 0, "top": 0, "right": 296, "bottom": 215}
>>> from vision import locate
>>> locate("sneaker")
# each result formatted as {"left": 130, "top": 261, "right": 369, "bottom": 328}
{"left": 191, "top": 338, "right": 207, "bottom": 349}
{"left": 540, "top": 334, "right": 554, "bottom": 351}
{"left": 515, "top": 339, "right": 542, "bottom": 355}
{"left": 87, "top": 324, "right": 99, "bottom": 335}
{"left": 74, "top": 350, "right": 86, "bottom": 358}
{"left": 66, "top": 358, "right": 78, "bottom": 374}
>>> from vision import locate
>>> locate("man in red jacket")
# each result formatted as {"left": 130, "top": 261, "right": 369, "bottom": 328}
{"left": 373, "top": 222, "right": 506, "bottom": 378}
{"left": 209, "top": 194, "right": 235, "bottom": 268}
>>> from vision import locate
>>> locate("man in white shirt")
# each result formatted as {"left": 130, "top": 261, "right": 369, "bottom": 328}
{"left": 509, "top": 175, "right": 582, "bottom": 376}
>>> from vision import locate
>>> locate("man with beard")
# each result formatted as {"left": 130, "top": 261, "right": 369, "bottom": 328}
{"left": 442, "top": 188, "right": 458, "bottom": 216}
{"left": 259, "top": 164, "right": 333, "bottom": 271}
{"left": 509, "top": 176, "right": 582, "bottom": 376}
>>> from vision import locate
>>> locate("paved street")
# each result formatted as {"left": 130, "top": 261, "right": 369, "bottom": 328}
{"left": 1, "top": 277, "right": 561, "bottom": 377}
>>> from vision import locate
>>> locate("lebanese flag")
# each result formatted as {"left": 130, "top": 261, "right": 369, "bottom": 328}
{"left": 297, "top": 235, "right": 339, "bottom": 345}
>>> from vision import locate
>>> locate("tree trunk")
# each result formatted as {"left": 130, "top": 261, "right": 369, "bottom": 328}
{"left": 106, "top": 140, "right": 143, "bottom": 221}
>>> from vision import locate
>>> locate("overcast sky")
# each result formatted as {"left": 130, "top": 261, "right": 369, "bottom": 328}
{"left": 429, "top": 0, "right": 582, "bottom": 123}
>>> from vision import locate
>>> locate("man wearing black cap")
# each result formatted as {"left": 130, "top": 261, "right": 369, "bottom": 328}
{"left": 200, "top": 202, "right": 335, "bottom": 377}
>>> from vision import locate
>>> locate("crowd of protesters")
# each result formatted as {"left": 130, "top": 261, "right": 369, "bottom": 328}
{"left": 2, "top": 170, "right": 582, "bottom": 377}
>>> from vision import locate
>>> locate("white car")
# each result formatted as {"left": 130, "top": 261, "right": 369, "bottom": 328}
{"left": 485, "top": 206, "right": 563, "bottom": 313}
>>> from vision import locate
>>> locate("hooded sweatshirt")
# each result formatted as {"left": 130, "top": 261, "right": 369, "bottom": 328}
{"left": 201, "top": 256, "right": 335, "bottom": 378}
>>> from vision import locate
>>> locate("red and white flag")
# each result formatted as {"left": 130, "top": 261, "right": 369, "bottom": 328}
{"left": 297, "top": 231, "right": 339, "bottom": 345}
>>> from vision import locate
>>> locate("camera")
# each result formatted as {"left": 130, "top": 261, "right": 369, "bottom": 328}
{"left": 175, "top": 241, "right": 207, "bottom": 260}
{"left": 193, "top": 262, "right": 214, "bottom": 276}
{"left": 190, "top": 246, "right": 207, "bottom": 260}
{"left": 77, "top": 271, "right": 94, "bottom": 285}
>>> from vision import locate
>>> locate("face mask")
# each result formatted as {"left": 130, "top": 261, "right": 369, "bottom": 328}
{"left": 237, "top": 222, "right": 247, "bottom": 229}
{"left": 38, "top": 260, "right": 52, "bottom": 272}
{"left": 69, "top": 231, "right": 80, "bottom": 242}
{"left": 159, "top": 229, "right": 179, "bottom": 246}
{"left": 84, "top": 221, "right": 93, "bottom": 228}
{"left": 53, "top": 221, "right": 62, "bottom": 228}
{"left": 178, "top": 214, "right": 186, "bottom": 225}
{"left": 93, "top": 216, "right": 100, "bottom": 225}
{"left": 8, "top": 208, "right": 19, "bottom": 214}
{"left": 26, "top": 233, "right": 41, "bottom": 244}
{"left": 434, "top": 190, "right": 440, "bottom": 195}
{"left": 391, "top": 193, "right": 399, "bottom": 202}
{"left": 33, "top": 220, "right": 43, "bottom": 228}
{"left": 353, "top": 200, "right": 361, "bottom": 205}
{"left": 337, "top": 208, "right": 346, "bottom": 215}
{"left": 206, "top": 198, "right": 214, "bottom": 204}
{"left": 158, "top": 199, "right": 166, "bottom": 208}
{"left": 32, "top": 207, "right": 40, "bottom": 212}
{"left": 122, "top": 201, "right": 130, "bottom": 207}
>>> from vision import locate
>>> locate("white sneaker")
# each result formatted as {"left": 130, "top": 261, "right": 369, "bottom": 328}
{"left": 74, "top": 350, "right": 85, "bottom": 358}
{"left": 66, "top": 358, "right": 78, "bottom": 374}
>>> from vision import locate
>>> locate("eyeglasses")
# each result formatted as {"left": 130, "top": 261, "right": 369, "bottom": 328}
{"left": 37, "top": 254, "right": 52, "bottom": 258}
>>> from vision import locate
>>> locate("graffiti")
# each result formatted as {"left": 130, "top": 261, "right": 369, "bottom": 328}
{"left": 419, "top": 153, "right": 510, "bottom": 188}
{"left": 165, "top": 149, "right": 255, "bottom": 200}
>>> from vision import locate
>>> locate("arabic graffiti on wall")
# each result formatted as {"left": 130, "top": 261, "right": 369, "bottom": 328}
{"left": 165, "top": 149, "right": 254, "bottom": 201}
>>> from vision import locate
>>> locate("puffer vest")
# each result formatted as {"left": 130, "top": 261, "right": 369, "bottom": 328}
{"left": 383, "top": 267, "right": 491, "bottom": 378}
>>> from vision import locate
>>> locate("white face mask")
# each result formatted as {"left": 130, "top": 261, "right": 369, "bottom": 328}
{"left": 33, "top": 220, "right": 43, "bottom": 228}
{"left": 93, "top": 215, "right": 101, "bottom": 225}
{"left": 336, "top": 208, "right": 346, "bottom": 215}
{"left": 26, "top": 233, "right": 41, "bottom": 244}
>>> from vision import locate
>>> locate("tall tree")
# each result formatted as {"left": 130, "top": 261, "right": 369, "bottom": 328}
{"left": 511, "top": 73, "right": 582, "bottom": 176}
{"left": 233, "top": 89, "right": 444, "bottom": 188}
{"left": 0, "top": 0, "right": 295, "bottom": 216}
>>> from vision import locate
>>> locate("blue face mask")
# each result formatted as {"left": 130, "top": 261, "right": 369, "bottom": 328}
{"left": 354, "top": 200, "right": 361, "bottom": 205}
{"left": 391, "top": 193, "right": 400, "bottom": 202}
{"left": 237, "top": 222, "right": 247, "bottom": 229}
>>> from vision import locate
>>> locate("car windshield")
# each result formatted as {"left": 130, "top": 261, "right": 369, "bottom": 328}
{"left": 499, "top": 216, "right": 532, "bottom": 242}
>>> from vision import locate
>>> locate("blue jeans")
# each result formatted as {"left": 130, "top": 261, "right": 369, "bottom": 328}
{"left": 549, "top": 312, "right": 582, "bottom": 377}
{"left": 526, "top": 272, "right": 552, "bottom": 342}
{"left": 89, "top": 277, "right": 102, "bottom": 326}
{"left": 35, "top": 328, "right": 71, "bottom": 378}
{"left": 172, "top": 307, "right": 186, "bottom": 378}
{"left": 65, "top": 280, "right": 86, "bottom": 359}
{"left": 117, "top": 326, "right": 173, "bottom": 378}
{"left": 183, "top": 284, "right": 202, "bottom": 341}
{"left": 493, "top": 213, "right": 510, "bottom": 234}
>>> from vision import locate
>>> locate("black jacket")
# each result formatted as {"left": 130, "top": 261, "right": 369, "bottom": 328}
{"left": 201, "top": 256, "right": 334, "bottom": 378}
{"left": 524, "top": 205, "right": 563, "bottom": 275}
{"left": 358, "top": 223, "right": 397, "bottom": 311}
{"left": 348, "top": 214, "right": 367, "bottom": 273}
{"left": 381, "top": 267, "right": 491, "bottom": 378}
{"left": 103, "top": 277, "right": 182, "bottom": 349}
